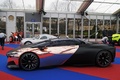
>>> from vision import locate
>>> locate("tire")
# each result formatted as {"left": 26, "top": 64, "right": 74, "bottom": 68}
{"left": 19, "top": 52, "right": 40, "bottom": 71}
{"left": 118, "top": 40, "right": 120, "bottom": 46}
{"left": 96, "top": 50, "right": 112, "bottom": 67}
{"left": 24, "top": 41, "right": 32, "bottom": 45}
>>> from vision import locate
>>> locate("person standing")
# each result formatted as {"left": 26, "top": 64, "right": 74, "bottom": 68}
{"left": 107, "top": 28, "right": 114, "bottom": 44}
{"left": 101, "top": 36, "right": 108, "bottom": 44}
{"left": 102, "top": 28, "right": 108, "bottom": 37}
{"left": 0, "top": 31, "right": 6, "bottom": 50}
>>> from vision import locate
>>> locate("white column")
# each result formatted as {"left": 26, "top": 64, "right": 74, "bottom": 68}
{"left": 6, "top": 12, "right": 16, "bottom": 41}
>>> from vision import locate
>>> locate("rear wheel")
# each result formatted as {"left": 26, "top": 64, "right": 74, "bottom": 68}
{"left": 118, "top": 40, "right": 120, "bottom": 46}
{"left": 96, "top": 50, "right": 112, "bottom": 67}
{"left": 19, "top": 53, "right": 39, "bottom": 71}
{"left": 24, "top": 41, "right": 32, "bottom": 45}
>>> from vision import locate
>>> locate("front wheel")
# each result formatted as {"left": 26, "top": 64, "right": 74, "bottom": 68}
{"left": 19, "top": 53, "right": 39, "bottom": 71}
{"left": 96, "top": 50, "right": 112, "bottom": 67}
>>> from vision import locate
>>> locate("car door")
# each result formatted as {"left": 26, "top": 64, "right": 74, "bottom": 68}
{"left": 39, "top": 40, "right": 79, "bottom": 67}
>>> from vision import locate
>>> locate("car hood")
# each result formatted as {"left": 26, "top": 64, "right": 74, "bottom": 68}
{"left": 6, "top": 43, "right": 38, "bottom": 56}
{"left": 112, "top": 34, "right": 120, "bottom": 37}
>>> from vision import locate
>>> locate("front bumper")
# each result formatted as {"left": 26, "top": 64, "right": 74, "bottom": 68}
{"left": 7, "top": 61, "right": 19, "bottom": 68}
{"left": 7, "top": 57, "right": 19, "bottom": 69}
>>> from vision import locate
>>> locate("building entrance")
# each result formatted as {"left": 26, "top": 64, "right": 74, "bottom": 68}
{"left": 25, "top": 22, "right": 41, "bottom": 38}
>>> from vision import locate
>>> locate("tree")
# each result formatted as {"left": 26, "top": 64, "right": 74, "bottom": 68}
{"left": 0, "top": 0, "right": 16, "bottom": 9}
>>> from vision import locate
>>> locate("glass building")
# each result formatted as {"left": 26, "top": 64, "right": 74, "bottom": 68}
{"left": 0, "top": 0, "right": 120, "bottom": 41}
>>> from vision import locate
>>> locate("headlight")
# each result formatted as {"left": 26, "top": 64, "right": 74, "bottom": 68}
{"left": 6, "top": 52, "right": 18, "bottom": 57}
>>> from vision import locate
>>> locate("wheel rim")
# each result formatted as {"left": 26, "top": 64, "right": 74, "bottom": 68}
{"left": 20, "top": 53, "right": 39, "bottom": 70}
{"left": 97, "top": 51, "right": 112, "bottom": 67}
{"left": 25, "top": 42, "right": 32, "bottom": 45}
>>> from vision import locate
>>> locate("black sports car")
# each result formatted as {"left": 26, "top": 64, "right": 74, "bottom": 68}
{"left": 6, "top": 38, "right": 116, "bottom": 71}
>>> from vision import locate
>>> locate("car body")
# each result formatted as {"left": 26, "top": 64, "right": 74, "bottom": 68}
{"left": 20, "top": 34, "right": 57, "bottom": 45}
{"left": 6, "top": 38, "right": 116, "bottom": 71}
{"left": 112, "top": 33, "right": 120, "bottom": 45}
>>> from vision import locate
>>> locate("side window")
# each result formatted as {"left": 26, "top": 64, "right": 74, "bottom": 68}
{"left": 52, "top": 40, "right": 79, "bottom": 46}
{"left": 40, "top": 36, "right": 47, "bottom": 39}
{"left": 37, "top": 42, "right": 51, "bottom": 48}
{"left": 50, "top": 41, "right": 59, "bottom": 46}
{"left": 48, "top": 40, "right": 84, "bottom": 47}
{"left": 65, "top": 40, "right": 79, "bottom": 45}
{"left": 51, "top": 40, "right": 80, "bottom": 46}
{"left": 50, "top": 40, "right": 65, "bottom": 46}
{"left": 80, "top": 41, "right": 85, "bottom": 44}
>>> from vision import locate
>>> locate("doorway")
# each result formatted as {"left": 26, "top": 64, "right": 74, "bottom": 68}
{"left": 25, "top": 22, "right": 41, "bottom": 38}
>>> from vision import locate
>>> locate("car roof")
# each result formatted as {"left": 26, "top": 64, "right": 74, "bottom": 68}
{"left": 33, "top": 38, "right": 81, "bottom": 44}
{"left": 48, "top": 38, "right": 86, "bottom": 42}
{"left": 40, "top": 34, "right": 57, "bottom": 37}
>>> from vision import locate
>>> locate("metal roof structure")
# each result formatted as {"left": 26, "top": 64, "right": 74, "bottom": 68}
{"left": 0, "top": 0, "right": 120, "bottom": 15}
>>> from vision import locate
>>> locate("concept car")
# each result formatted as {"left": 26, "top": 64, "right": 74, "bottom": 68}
{"left": 6, "top": 38, "right": 116, "bottom": 71}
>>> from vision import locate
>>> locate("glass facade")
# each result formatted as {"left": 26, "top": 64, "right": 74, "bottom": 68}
{"left": 16, "top": 17, "right": 24, "bottom": 32}
{"left": 75, "top": 18, "right": 81, "bottom": 37}
{"left": 89, "top": 19, "right": 96, "bottom": 38}
{"left": 59, "top": 18, "right": 65, "bottom": 37}
{"left": 83, "top": 18, "right": 89, "bottom": 38}
{"left": 43, "top": 18, "right": 49, "bottom": 34}
{"left": 111, "top": 18, "right": 117, "bottom": 33}
{"left": 0, "top": 16, "right": 6, "bottom": 33}
{"left": 42, "top": 14, "right": 118, "bottom": 39}
{"left": 25, "top": 22, "right": 40, "bottom": 38}
{"left": 67, "top": 18, "right": 74, "bottom": 38}
{"left": 51, "top": 18, "right": 57, "bottom": 36}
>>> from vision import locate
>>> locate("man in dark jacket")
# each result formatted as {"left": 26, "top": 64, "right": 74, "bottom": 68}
{"left": 102, "top": 28, "right": 108, "bottom": 37}
{"left": 0, "top": 31, "right": 6, "bottom": 50}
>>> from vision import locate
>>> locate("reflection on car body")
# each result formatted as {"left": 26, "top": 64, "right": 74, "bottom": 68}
{"left": 6, "top": 38, "right": 116, "bottom": 71}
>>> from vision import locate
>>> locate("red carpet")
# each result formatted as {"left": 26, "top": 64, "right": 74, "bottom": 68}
{"left": 61, "top": 64, "right": 120, "bottom": 80}
{"left": 0, "top": 47, "right": 13, "bottom": 56}
{"left": 115, "top": 46, "right": 120, "bottom": 49}
{"left": 0, "top": 71, "right": 22, "bottom": 80}
{"left": 116, "top": 52, "right": 120, "bottom": 58}
{"left": 0, "top": 44, "right": 120, "bottom": 80}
